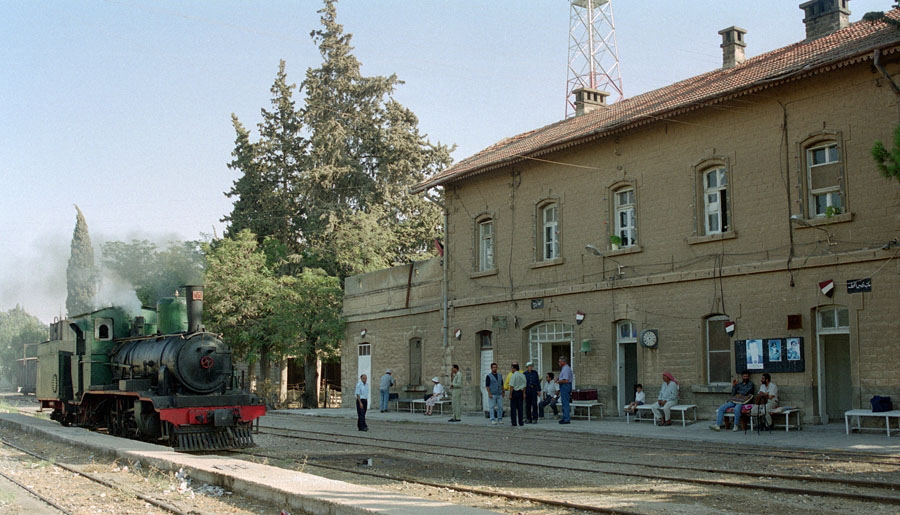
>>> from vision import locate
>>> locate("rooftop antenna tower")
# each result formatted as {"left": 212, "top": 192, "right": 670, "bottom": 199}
{"left": 566, "top": 0, "right": 623, "bottom": 117}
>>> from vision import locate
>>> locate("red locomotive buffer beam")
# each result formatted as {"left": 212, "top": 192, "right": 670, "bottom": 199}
{"left": 159, "top": 404, "right": 266, "bottom": 451}
{"left": 159, "top": 405, "right": 266, "bottom": 427}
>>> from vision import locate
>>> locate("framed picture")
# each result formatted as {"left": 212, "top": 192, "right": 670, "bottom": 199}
{"left": 787, "top": 337, "right": 801, "bottom": 361}
{"left": 767, "top": 339, "right": 782, "bottom": 362}
{"left": 745, "top": 339, "right": 764, "bottom": 370}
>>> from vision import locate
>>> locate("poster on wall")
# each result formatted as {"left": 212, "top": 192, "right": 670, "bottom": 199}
{"left": 767, "top": 339, "right": 782, "bottom": 362}
{"left": 787, "top": 337, "right": 802, "bottom": 361}
{"left": 734, "top": 337, "right": 804, "bottom": 373}
{"left": 745, "top": 339, "right": 764, "bottom": 370}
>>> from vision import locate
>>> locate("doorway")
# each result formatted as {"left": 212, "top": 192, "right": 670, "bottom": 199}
{"left": 816, "top": 307, "right": 851, "bottom": 423}
{"left": 357, "top": 343, "right": 371, "bottom": 399}
{"left": 478, "top": 331, "right": 493, "bottom": 413}
{"left": 529, "top": 322, "right": 575, "bottom": 386}
{"left": 616, "top": 320, "right": 638, "bottom": 416}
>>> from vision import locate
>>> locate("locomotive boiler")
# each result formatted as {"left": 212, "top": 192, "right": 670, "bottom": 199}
{"left": 36, "top": 286, "right": 265, "bottom": 451}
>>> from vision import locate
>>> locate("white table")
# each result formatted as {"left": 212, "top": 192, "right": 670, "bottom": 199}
{"left": 844, "top": 409, "right": 900, "bottom": 436}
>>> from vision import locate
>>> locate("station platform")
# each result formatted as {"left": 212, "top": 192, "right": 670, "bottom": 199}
{"left": 0, "top": 413, "right": 491, "bottom": 515}
{"left": 272, "top": 406, "right": 900, "bottom": 455}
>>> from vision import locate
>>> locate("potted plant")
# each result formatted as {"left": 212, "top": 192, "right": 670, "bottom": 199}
{"left": 609, "top": 234, "right": 622, "bottom": 250}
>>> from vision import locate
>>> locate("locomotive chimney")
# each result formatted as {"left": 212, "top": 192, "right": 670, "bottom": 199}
{"left": 184, "top": 285, "right": 204, "bottom": 332}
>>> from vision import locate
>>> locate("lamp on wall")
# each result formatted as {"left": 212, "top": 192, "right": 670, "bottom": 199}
{"left": 580, "top": 339, "right": 592, "bottom": 353}
{"left": 790, "top": 215, "right": 835, "bottom": 246}
{"left": 585, "top": 244, "right": 625, "bottom": 278}
{"left": 360, "top": 328, "right": 367, "bottom": 338}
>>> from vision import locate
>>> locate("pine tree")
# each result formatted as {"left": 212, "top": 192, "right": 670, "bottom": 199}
{"left": 66, "top": 205, "right": 96, "bottom": 316}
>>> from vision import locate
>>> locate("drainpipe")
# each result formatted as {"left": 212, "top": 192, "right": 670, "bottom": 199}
{"left": 873, "top": 48, "right": 900, "bottom": 98}
{"left": 424, "top": 191, "right": 449, "bottom": 350}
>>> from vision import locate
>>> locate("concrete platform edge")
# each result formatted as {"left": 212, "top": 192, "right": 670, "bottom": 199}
{"left": 0, "top": 413, "right": 493, "bottom": 515}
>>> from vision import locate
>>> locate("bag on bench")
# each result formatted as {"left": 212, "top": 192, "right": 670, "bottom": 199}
{"left": 871, "top": 395, "right": 892, "bottom": 413}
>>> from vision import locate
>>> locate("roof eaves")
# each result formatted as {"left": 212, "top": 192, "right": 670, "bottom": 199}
{"left": 413, "top": 25, "right": 900, "bottom": 194}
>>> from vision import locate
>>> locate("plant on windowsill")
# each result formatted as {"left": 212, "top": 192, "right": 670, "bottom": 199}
{"left": 609, "top": 234, "right": 622, "bottom": 251}
{"left": 825, "top": 206, "right": 841, "bottom": 218}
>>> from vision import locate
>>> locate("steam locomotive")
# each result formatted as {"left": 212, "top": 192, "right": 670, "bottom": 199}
{"left": 35, "top": 286, "right": 265, "bottom": 451}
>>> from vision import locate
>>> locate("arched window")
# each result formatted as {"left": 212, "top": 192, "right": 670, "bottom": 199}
{"left": 477, "top": 218, "right": 495, "bottom": 271}
{"left": 408, "top": 338, "right": 422, "bottom": 386}
{"left": 703, "top": 166, "right": 729, "bottom": 234}
{"left": 614, "top": 188, "right": 636, "bottom": 247}
{"left": 539, "top": 202, "right": 560, "bottom": 260}
{"left": 802, "top": 134, "right": 846, "bottom": 219}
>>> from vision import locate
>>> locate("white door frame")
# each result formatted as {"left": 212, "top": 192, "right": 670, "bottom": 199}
{"left": 357, "top": 342, "right": 371, "bottom": 400}
{"left": 616, "top": 320, "right": 638, "bottom": 416}
{"left": 815, "top": 306, "right": 850, "bottom": 424}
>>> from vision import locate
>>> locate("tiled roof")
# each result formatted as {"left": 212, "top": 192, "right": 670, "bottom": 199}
{"left": 414, "top": 11, "right": 900, "bottom": 193}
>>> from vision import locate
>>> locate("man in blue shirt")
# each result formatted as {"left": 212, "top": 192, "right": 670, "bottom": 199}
{"left": 557, "top": 356, "right": 573, "bottom": 424}
{"left": 355, "top": 374, "right": 370, "bottom": 432}
{"left": 711, "top": 371, "right": 755, "bottom": 432}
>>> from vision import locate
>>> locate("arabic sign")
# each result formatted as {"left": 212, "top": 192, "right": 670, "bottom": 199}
{"left": 847, "top": 278, "right": 871, "bottom": 294}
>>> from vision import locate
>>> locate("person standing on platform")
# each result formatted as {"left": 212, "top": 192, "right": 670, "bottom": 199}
{"left": 507, "top": 362, "right": 526, "bottom": 427}
{"left": 448, "top": 364, "right": 463, "bottom": 422}
{"left": 523, "top": 361, "right": 541, "bottom": 423}
{"left": 486, "top": 363, "right": 504, "bottom": 425}
{"left": 355, "top": 374, "right": 369, "bottom": 432}
{"left": 557, "top": 356, "right": 573, "bottom": 424}
{"left": 379, "top": 369, "right": 395, "bottom": 413}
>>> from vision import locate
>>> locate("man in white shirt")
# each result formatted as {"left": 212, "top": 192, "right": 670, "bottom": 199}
{"left": 355, "top": 374, "right": 370, "bottom": 432}
{"left": 750, "top": 373, "right": 779, "bottom": 429}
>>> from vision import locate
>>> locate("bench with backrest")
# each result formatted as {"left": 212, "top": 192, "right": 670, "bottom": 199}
{"left": 628, "top": 404, "right": 698, "bottom": 426}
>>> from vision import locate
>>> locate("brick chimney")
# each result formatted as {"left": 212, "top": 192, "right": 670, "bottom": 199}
{"left": 800, "top": 0, "right": 850, "bottom": 41}
{"left": 573, "top": 87, "right": 609, "bottom": 116}
{"left": 718, "top": 26, "right": 747, "bottom": 69}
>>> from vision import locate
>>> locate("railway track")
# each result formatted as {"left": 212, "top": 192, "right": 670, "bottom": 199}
{"left": 0, "top": 438, "right": 188, "bottom": 515}
{"left": 264, "top": 412, "right": 900, "bottom": 467}
{"left": 251, "top": 422, "right": 900, "bottom": 511}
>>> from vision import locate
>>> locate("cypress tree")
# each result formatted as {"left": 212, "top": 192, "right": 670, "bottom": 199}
{"left": 66, "top": 205, "right": 96, "bottom": 316}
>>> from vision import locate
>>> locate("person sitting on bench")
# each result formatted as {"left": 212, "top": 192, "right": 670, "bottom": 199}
{"left": 750, "top": 373, "right": 778, "bottom": 429}
{"left": 711, "top": 371, "right": 755, "bottom": 432}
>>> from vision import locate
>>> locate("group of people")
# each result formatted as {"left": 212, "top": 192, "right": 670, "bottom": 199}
{"left": 358, "top": 363, "right": 778, "bottom": 433}
{"left": 486, "top": 355, "right": 574, "bottom": 426}
{"left": 710, "top": 371, "right": 778, "bottom": 431}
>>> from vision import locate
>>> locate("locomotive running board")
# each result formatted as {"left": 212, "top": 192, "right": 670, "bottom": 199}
{"left": 173, "top": 424, "right": 255, "bottom": 452}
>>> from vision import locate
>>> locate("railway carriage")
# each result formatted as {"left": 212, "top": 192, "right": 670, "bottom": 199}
{"left": 36, "top": 285, "right": 265, "bottom": 451}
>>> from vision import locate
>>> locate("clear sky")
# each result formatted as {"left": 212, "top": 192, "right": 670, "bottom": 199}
{"left": 1, "top": 0, "right": 891, "bottom": 322}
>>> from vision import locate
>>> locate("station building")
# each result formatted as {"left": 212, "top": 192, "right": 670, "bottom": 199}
{"left": 342, "top": 1, "right": 900, "bottom": 423}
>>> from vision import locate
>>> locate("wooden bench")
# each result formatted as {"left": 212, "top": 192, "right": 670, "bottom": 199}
{"left": 394, "top": 398, "right": 450, "bottom": 415}
{"left": 629, "top": 404, "right": 697, "bottom": 426}
{"left": 844, "top": 409, "right": 900, "bottom": 436}
{"left": 570, "top": 401, "right": 603, "bottom": 421}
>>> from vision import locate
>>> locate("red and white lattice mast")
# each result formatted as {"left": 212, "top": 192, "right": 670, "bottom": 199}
{"left": 566, "top": 0, "right": 623, "bottom": 117}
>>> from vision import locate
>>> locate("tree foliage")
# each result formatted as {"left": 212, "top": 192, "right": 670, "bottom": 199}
{"left": 225, "top": 0, "right": 452, "bottom": 278}
{"left": 0, "top": 306, "right": 47, "bottom": 385}
{"left": 202, "top": 231, "right": 345, "bottom": 406}
{"left": 218, "top": 0, "right": 452, "bottom": 404}
{"left": 100, "top": 239, "right": 205, "bottom": 306}
{"left": 66, "top": 205, "right": 96, "bottom": 317}
{"left": 871, "top": 123, "right": 900, "bottom": 182}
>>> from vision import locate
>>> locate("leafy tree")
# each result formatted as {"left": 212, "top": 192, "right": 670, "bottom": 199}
{"left": 273, "top": 268, "right": 344, "bottom": 407}
{"left": 225, "top": 0, "right": 452, "bottom": 277}
{"left": 100, "top": 239, "right": 205, "bottom": 306}
{"left": 0, "top": 306, "right": 47, "bottom": 385}
{"left": 220, "top": 0, "right": 451, "bottom": 403}
{"left": 66, "top": 205, "right": 96, "bottom": 316}
{"left": 872, "top": 124, "right": 900, "bottom": 182}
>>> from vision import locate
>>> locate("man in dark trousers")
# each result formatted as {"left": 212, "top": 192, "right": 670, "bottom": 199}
{"left": 523, "top": 361, "right": 541, "bottom": 423}
{"left": 507, "top": 363, "right": 526, "bottom": 427}
{"left": 355, "top": 374, "right": 369, "bottom": 432}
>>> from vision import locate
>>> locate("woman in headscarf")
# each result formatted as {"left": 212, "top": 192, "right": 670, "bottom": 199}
{"left": 649, "top": 371, "right": 679, "bottom": 426}
{"left": 424, "top": 376, "right": 445, "bottom": 415}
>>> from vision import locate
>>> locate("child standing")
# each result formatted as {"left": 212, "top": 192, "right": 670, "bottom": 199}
{"left": 624, "top": 384, "right": 645, "bottom": 414}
